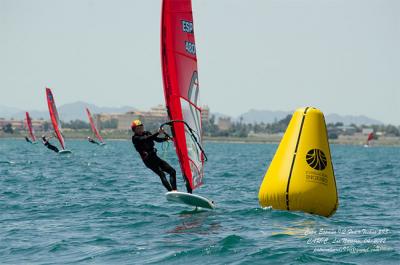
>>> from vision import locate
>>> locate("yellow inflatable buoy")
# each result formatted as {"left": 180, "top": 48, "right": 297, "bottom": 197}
{"left": 258, "top": 107, "right": 338, "bottom": 217}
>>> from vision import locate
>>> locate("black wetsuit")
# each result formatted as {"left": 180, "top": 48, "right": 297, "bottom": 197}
{"left": 42, "top": 138, "right": 59, "bottom": 153}
{"left": 132, "top": 131, "right": 177, "bottom": 192}
{"left": 25, "top": 136, "right": 32, "bottom": 143}
{"left": 88, "top": 138, "right": 100, "bottom": 145}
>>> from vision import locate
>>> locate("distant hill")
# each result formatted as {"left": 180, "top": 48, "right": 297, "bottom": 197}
{"left": 0, "top": 105, "right": 23, "bottom": 118}
{"left": 324, "top": 113, "right": 382, "bottom": 125}
{"left": 239, "top": 109, "right": 290, "bottom": 124}
{"left": 235, "top": 109, "right": 383, "bottom": 125}
{"left": 55, "top": 101, "right": 135, "bottom": 121}
{"left": 0, "top": 102, "right": 136, "bottom": 121}
{"left": 0, "top": 104, "right": 384, "bottom": 125}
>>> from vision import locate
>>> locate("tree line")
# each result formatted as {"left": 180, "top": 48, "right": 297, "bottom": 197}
{"left": 2, "top": 116, "right": 400, "bottom": 138}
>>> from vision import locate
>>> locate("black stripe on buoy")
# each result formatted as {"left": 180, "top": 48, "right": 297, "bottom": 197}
{"left": 285, "top": 107, "right": 309, "bottom": 210}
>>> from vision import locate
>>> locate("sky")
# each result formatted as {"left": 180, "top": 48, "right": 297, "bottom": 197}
{"left": 0, "top": 0, "right": 399, "bottom": 124}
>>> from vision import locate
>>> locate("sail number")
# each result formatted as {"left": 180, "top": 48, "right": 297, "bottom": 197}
{"left": 182, "top": 20, "right": 193, "bottom": 33}
{"left": 185, "top": 41, "right": 196, "bottom": 55}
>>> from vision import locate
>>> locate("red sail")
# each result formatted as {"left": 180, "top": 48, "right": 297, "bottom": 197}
{"left": 25, "top": 112, "right": 36, "bottom": 142}
{"left": 367, "top": 132, "right": 374, "bottom": 142}
{"left": 161, "top": 0, "right": 205, "bottom": 190}
{"left": 86, "top": 108, "right": 104, "bottom": 143}
{"left": 46, "top": 88, "right": 65, "bottom": 149}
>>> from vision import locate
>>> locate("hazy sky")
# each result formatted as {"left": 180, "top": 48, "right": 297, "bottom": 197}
{"left": 1, "top": 0, "right": 399, "bottom": 124}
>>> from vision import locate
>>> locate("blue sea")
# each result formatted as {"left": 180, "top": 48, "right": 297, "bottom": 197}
{"left": 0, "top": 139, "right": 399, "bottom": 264}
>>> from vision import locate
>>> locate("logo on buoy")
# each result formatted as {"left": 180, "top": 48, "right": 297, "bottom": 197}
{"left": 306, "top": 149, "right": 327, "bottom": 170}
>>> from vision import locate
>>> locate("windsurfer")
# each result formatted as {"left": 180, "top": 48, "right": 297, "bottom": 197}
{"left": 25, "top": 136, "right": 32, "bottom": 143}
{"left": 42, "top": 135, "right": 59, "bottom": 153}
{"left": 131, "top": 120, "right": 179, "bottom": 192}
{"left": 87, "top": 136, "right": 100, "bottom": 145}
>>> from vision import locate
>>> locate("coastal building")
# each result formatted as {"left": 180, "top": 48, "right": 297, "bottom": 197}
{"left": 0, "top": 119, "right": 23, "bottom": 130}
{"left": 94, "top": 104, "right": 217, "bottom": 130}
{"left": 94, "top": 112, "right": 138, "bottom": 130}
{"left": 362, "top": 128, "right": 374, "bottom": 135}
{"left": 30, "top": 119, "right": 46, "bottom": 131}
{"left": 0, "top": 104, "right": 211, "bottom": 133}
{"left": 148, "top": 104, "right": 167, "bottom": 118}
{"left": 337, "top": 125, "right": 357, "bottom": 135}
{"left": 115, "top": 112, "right": 141, "bottom": 130}
{"left": 217, "top": 117, "right": 232, "bottom": 131}
{"left": 95, "top": 105, "right": 168, "bottom": 130}
{"left": 0, "top": 118, "right": 46, "bottom": 132}
{"left": 201, "top": 105, "right": 210, "bottom": 122}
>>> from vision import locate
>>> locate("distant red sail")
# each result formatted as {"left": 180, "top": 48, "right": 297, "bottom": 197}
{"left": 46, "top": 88, "right": 65, "bottom": 149}
{"left": 86, "top": 108, "right": 104, "bottom": 143}
{"left": 161, "top": 0, "right": 205, "bottom": 190}
{"left": 25, "top": 112, "right": 36, "bottom": 142}
{"left": 367, "top": 132, "right": 374, "bottom": 142}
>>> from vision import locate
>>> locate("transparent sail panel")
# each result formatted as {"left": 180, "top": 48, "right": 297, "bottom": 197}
{"left": 180, "top": 98, "right": 203, "bottom": 187}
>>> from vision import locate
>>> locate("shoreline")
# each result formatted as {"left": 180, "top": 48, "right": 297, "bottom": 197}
{"left": 1, "top": 131, "right": 399, "bottom": 146}
{"left": 205, "top": 136, "right": 400, "bottom": 146}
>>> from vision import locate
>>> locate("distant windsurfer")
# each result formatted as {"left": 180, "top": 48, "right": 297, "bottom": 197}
{"left": 42, "top": 135, "right": 59, "bottom": 153}
{"left": 131, "top": 120, "right": 182, "bottom": 192}
{"left": 87, "top": 136, "right": 100, "bottom": 145}
{"left": 25, "top": 136, "right": 32, "bottom": 144}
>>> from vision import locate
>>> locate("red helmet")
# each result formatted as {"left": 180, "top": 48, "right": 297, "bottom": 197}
{"left": 131, "top": 119, "right": 143, "bottom": 129}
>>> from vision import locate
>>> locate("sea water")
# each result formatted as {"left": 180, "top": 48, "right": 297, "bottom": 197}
{"left": 0, "top": 139, "right": 399, "bottom": 264}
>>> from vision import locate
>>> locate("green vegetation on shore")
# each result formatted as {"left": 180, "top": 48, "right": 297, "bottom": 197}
{"left": 1, "top": 115, "right": 399, "bottom": 146}
{"left": 1, "top": 129, "right": 399, "bottom": 146}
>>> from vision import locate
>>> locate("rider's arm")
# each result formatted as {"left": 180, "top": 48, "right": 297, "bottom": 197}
{"left": 154, "top": 135, "right": 169, "bottom": 142}
{"left": 133, "top": 132, "right": 160, "bottom": 142}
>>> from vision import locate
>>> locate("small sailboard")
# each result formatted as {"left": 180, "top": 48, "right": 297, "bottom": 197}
{"left": 86, "top": 108, "right": 106, "bottom": 145}
{"left": 46, "top": 88, "right": 71, "bottom": 152}
{"left": 166, "top": 191, "right": 215, "bottom": 209}
{"left": 364, "top": 132, "right": 374, "bottom": 147}
{"left": 58, "top": 149, "right": 72, "bottom": 155}
{"left": 25, "top": 112, "right": 38, "bottom": 143}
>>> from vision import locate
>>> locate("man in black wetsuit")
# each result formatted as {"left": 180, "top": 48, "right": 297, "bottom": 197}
{"left": 87, "top": 136, "right": 100, "bottom": 145}
{"left": 25, "top": 136, "right": 32, "bottom": 143}
{"left": 42, "top": 135, "right": 59, "bottom": 153}
{"left": 131, "top": 119, "right": 178, "bottom": 192}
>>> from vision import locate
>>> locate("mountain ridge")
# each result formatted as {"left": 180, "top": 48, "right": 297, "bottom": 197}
{"left": 0, "top": 102, "right": 136, "bottom": 121}
{"left": 0, "top": 103, "right": 384, "bottom": 125}
{"left": 237, "top": 109, "right": 383, "bottom": 125}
